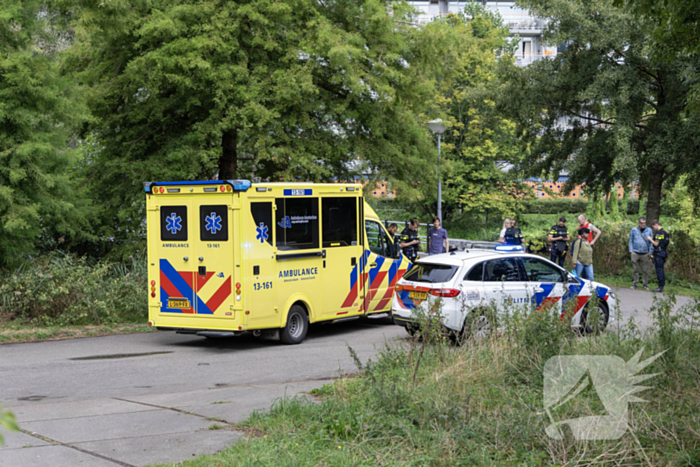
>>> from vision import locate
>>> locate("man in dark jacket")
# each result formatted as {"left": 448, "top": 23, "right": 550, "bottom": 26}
{"left": 647, "top": 219, "right": 670, "bottom": 293}
{"left": 399, "top": 219, "right": 420, "bottom": 262}
{"left": 547, "top": 217, "right": 571, "bottom": 267}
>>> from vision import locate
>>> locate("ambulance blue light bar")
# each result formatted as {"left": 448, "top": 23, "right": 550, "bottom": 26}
{"left": 143, "top": 180, "right": 251, "bottom": 193}
{"left": 494, "top": 245, "right": 524, "bottom": 252}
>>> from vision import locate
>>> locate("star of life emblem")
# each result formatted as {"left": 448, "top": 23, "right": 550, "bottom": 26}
{"left": 256, "top": 223, "right": 269, "bottom": 243}
{"left": 205, "top": 212, "right": 222, "bottom": 234}
{"left": 165, "top": 213, "right": 182, "bottom": 234}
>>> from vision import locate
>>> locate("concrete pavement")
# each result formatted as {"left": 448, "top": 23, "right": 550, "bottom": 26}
{"left": 0, "top": 288, "right": 694, "bottom": 466}
{"left": 1, "top": 320, "right": 404, "bottom": 466}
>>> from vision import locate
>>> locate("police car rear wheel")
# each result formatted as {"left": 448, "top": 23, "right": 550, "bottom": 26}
{"left": 281, "top": 305, "right": 308, "bottom": 345}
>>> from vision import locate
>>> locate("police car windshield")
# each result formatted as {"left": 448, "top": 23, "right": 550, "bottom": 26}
{"left": 403, "top": 263, "right": 458, "bottom": 283}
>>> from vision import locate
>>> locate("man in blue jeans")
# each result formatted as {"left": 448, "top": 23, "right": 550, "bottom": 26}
{"left": 571, "top": 227, "right": 594, "bottom": 280}
{"left": 427, "top": 217, "right": 449, "bottom": 255}
{"left": 629, "top": 217, "right": 653, "bottom": 290}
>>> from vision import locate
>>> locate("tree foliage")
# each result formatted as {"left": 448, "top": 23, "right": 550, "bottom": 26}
{"left": 58, "top": 0, "right": 460, "bottom": 250}
{"left": 0, "top": 0, "right": 89, "bottom": 266}
{"left": 396, "top": 5, "right": 522, "bottom": 220}
{"left": 503, "top": 0, "right": 700, "bottom": 221}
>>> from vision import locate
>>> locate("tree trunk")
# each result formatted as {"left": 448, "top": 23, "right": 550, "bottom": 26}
{"left": 219, "top": 129, "right": 238, "bottom": 179}
{"left": 645, "top": 164, "right": 665, "bottom": 222}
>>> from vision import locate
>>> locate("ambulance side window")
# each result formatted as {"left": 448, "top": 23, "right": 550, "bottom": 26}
{"left": 365, "top": 221, "right": 392, "bottom": 258}
{"left": 251, "top": 202, "right": 273, "bottom": 246}
{"left": 200, "top": 205, "right": 229, "bottom": 241}
{"left": 322, "top": 197, "right": 357, "bottom": 247}
{"left": 275, "top": 197, "right": 320, "bottom": 250}
{"left": 161, "top": 206, "right": 188, "bottom": 241}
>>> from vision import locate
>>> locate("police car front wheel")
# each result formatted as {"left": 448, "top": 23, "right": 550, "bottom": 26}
{"left": 457, "top": 310, "right": 491, "bottom": 344}
{"left": 281, "top": 305, "right": 309, "bottom": 345}
{"left": 581, "top": 302, "right": 609, "bottom": 335}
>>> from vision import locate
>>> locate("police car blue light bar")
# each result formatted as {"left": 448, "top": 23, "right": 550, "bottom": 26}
{"left": 494, "top": 245, "right": 524, "bottom": 252}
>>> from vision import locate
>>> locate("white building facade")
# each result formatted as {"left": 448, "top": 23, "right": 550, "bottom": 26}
{"left": 408, "top": 0, "right": 556, "bottom": 66}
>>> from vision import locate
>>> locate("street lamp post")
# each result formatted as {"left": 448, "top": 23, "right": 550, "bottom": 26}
{"left": 427, "top": 119, "right": 447, "bottom": 222}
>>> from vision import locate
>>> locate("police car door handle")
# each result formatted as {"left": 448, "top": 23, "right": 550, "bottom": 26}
{"left": 534, "top": 287, "right": 544, "bottom": 293}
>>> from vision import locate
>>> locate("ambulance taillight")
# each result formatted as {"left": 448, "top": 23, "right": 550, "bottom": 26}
{"left": 151, "top": 280, "right": 156, "bottom": 297}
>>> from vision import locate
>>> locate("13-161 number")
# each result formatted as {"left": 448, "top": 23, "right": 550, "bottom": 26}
{"left": 253, "top": 281, "right": 272, "bottom": 291}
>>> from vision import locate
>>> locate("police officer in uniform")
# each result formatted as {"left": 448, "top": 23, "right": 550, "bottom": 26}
{"left": 504, "top": 219, "right": 524, "bottom": 246}
{"left": 547, "top": 217, "right": 571, "bottom": 267}
{"left": 399, "top": 218, "right": 421, "bottom": 262}
{"left": 647, "top": 219, "right": 670, "bottom": 293}
{"left": 386, "top": 223, "right": 399, "bottom": 257}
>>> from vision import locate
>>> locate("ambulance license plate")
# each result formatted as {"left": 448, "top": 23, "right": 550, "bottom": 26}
{"left": 168, "top": 299, "right": 190, "bottom": 309}
{"left": 409, "top": 291, "right": 427, "bottom": 300}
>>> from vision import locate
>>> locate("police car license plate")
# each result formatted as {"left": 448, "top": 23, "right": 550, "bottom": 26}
{"left": 409, "top": 291, "right": 427, "bottom": 300}
{"left": 168, "top": 299, "right": 190, "bottom": 309}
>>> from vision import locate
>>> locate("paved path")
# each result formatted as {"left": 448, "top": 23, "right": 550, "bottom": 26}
{"left": 609, "top": 287, "right": 694, "bottom": 332}
{"left": 0, "top": 289, "right": 694, "bottom": 466}
{"left": 0, "top": 320, "right": 403, "bottom": 466}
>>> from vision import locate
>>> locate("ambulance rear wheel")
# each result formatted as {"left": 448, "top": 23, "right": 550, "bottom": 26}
{"left": 280, "top": 305, "right": 308, "bottom": 345}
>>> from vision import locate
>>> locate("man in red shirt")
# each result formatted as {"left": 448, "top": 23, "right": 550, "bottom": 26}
{"left": 578, "top": 214, "right": 601, "bottom": 246}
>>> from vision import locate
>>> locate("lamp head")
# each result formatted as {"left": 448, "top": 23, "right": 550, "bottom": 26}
{"left": 427, "top": 119, "right": 447, "bottom": 135}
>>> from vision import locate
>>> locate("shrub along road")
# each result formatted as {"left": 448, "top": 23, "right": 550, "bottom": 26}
{"left": 0, "top": 289, "right": 693, "bottom": 467}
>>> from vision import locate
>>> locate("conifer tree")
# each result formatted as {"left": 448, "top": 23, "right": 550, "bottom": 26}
{"left": 0, "top": 1, "right": 89, "bottom": 265}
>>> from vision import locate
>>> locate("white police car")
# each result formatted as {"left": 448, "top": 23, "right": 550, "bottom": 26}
{"left": 392, "top": 245, "right": 616, "bottom": 337}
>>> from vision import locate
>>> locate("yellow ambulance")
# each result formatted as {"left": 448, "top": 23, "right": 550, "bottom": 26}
{"left": 145, "top": 180, "right": 411, "bottom": 344}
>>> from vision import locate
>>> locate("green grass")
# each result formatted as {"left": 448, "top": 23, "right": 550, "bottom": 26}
{"left": 0, "top": 323, "right": 154, "bottom": 344}
{"left": 155, "top": 296, "right": 700, "bottom": 466}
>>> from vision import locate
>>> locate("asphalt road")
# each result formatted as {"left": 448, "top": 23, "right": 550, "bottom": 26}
{"left": 0, "top": 288, "right": 693, "bottom": 467}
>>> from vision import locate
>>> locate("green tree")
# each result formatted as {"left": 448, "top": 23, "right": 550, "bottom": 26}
{"left": 503, "top": 0, "right": 700, "bottom": 221}
{"left": 0, "top": 0, "right": 90, "bottom": 266}
{"left": 397, "top": 5, "right": 522, "bottom": 220}
{"left": 58, "top": 0, "right": 450, "bottom": 252}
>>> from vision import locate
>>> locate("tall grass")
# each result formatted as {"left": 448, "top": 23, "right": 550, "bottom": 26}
{"left": 167, "top": 295, "right": 700, "bottom": 466}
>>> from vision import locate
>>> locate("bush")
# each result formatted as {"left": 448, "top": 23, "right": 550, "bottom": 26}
{"left": 0, "top": 253, "right": 147, "bottom": 326}
{"left": 521, "top": 198, "right": 589, "bottom": 215}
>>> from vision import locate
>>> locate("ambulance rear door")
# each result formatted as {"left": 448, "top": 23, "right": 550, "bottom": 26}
{"left": 153, "top": 192, "right": 197, "bottom": 315}
{"left": 190, "top": 193, "right": 236, "bottom": 318}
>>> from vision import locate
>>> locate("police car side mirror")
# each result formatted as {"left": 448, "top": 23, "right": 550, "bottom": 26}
{"left": 566, "top": 273, "right": 579, "bottom": 284}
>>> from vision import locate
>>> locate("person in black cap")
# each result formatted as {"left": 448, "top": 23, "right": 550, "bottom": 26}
{"left": 399, "top": 219, "right": 420, "bottom": 262}
{"left": 647, "top": 219, "right": 670, "bottom": 293}
{"left": 547, "top": 217, "right": 571, "bottom": 267}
